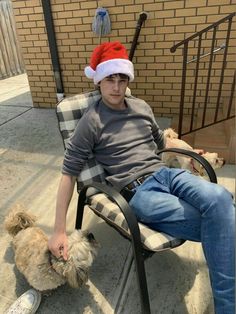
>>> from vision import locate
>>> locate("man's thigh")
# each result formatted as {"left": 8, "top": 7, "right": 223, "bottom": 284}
{"left": 129, "top": 167, "right": 226, "bottom": 240}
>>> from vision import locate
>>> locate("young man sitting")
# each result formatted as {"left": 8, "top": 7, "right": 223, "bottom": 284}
{"left": 48, "top": 41, "right": 235, "bottom": 314}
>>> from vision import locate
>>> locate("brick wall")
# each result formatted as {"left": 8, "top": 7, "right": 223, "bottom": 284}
{"left": 12, "top": 0, "right": 236, "bottom": 118}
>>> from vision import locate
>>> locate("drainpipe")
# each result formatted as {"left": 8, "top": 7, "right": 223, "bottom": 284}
{"left": 42, "top": 0, "right": 64, "bottom": 101}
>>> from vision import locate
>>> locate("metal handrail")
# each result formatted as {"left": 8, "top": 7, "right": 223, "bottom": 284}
{"left": 170, "top": 12, "right": 235, "bottom": 53}
{"left": 170, "top": 12, "right": 236, "bottom": 138}
{"left": 187, "top": 43, "right": 226, "bottom": 64}
{"left": 129, "top": 11, "right": 148, "bottom": 61}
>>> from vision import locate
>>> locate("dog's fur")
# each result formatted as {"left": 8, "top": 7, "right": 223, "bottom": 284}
{"left": 4, "top": 204, "right": 99, "bottom": 292}
{"left": 163, "top": 128, "right": 225, "bottom": 176}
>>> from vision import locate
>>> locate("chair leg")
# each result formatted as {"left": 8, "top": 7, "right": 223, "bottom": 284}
{"left": 75, "top": 186, "right": 151, "bottom": 313}
{"left": 131, "top": 239, "right": 151, "bottom": 313}
{"left": 75, "top": 189, "right": 86, "bottom": 229}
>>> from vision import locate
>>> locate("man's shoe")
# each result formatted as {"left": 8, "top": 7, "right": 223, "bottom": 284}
{"left": 6, "top": 289, "right": 41, "bottom": 314}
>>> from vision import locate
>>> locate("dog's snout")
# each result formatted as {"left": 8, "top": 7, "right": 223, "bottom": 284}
{"left": 87, "top": 233, "right": 95, "bottom": 241}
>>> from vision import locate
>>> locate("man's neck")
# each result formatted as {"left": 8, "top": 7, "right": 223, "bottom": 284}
{"left": 102, "top": 98, "right": 127, "bottom": 111}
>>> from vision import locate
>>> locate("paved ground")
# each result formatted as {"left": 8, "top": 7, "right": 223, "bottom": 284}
{"left": 0, "top": 74, "right": 235, "bottom": 313}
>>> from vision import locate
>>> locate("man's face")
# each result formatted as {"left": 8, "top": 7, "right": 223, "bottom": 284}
{"left": 99, "top": 74, "right": 129, "bottom": 110}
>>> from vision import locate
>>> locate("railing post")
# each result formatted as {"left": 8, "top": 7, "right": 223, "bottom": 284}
{"left": 202, "top": 26, "right": 217, "bottom": 127}
{"left": 214, "top": 17, "right": 233, "bottom": 122}
{"left": 178, "top": 42, "right": 188, "bottom": 138}
{"left": 190, "top": 34, "right": 202, "bottom": 132}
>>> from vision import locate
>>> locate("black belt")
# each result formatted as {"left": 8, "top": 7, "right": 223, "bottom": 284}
{"left": 120, "top": 174, "right": 151, "bottom": 202}
{"left": 125, "top": 174, "right": 151, "bottom": 191}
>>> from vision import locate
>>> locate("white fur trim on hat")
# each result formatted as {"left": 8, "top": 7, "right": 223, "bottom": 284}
{"left": 84, "top": 58, "right": 134, "bottom": 84}
{"left": 84, "top": 66, "right": 96, "bottom": 79}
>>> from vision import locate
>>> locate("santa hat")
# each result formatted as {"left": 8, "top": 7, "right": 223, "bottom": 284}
{"left": 84, "top": 41, "right": 134, "bottom": 84}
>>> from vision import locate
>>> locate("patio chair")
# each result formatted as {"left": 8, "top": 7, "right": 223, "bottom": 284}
{"left": 56, "top": 90, "right": 217, "bottom": 314}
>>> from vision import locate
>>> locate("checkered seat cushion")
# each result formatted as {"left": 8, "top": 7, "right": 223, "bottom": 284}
{"left": 56, "top": 90, "right": 184, "bottom": 252}
{"left": 88, "top": 191, "right": 183, "bottom": 251}
{"left": 56, "top": 90, "right": 106, "bottom": 190}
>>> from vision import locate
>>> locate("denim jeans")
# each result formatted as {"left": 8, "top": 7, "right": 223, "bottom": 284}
{"left": 129, "top": 167, "right": 235, "bottom": 314}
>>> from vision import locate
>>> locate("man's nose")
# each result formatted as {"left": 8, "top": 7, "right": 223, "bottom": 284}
{"left": 113, "top": 81, "right": 119, "bottom": 91}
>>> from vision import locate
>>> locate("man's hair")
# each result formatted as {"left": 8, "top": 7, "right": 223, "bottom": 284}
{"left": 96, "top": 73, "right": 129, "bottom": 89}
{"left": 105, "top": 73, "right": 130, "bottom": 81}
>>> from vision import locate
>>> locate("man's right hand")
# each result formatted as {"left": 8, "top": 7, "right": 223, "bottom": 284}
{"left": 48, "top": 232, "right": 68, "bottom": 261}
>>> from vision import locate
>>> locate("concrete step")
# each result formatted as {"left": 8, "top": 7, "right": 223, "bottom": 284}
{"left": 171, "top": 114, "right": 235, "bottom": 164}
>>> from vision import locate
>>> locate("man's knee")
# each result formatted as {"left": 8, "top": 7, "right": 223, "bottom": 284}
{"left": 214, "top": 184, "right": 233, "bottom": 204}
{"left": 205, "top": 184, "right": 234, "bottom": 219}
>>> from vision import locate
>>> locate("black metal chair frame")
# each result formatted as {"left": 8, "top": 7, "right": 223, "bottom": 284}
{"left": 74, "top": 148, "right": 217, "bottom": 314}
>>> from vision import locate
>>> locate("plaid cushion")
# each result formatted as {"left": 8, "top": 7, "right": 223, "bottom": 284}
{"left": 56, "top": 90, "right": 105, "bottom": 189}
{"left": 88, "top": 192, "right": 184, "bottom": 251}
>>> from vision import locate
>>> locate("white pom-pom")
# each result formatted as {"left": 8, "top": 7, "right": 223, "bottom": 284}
{"left": 84, "top": 66, "right": 95, "bottom": 79}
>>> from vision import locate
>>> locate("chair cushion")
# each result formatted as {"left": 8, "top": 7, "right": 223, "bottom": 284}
{"left": 88, "top": 192, "right": 184, "bottom": 251}
{"left": 56, "top": 90, "right": 102, "bottom": 147}
{"left": 56, "top": 90, "right": 106, "bottom": 189}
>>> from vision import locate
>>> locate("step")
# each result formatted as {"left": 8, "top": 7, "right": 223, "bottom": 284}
{"left": 195, "top": 108, "right": 225, "bottom": 128}
{"left": 224, "top": 118, "right": 235, "bottom": 139}
{"left": 222, "top": 96, "right": 235, "bottom": 117}
{"left": 171, "top": 113, "right": 235, "bottom": 164}
{"left": 195, "top": 115, "right": 235, "bottom": 159}
{"left": 228, "top": 130, "right": 236, "bottom": 164}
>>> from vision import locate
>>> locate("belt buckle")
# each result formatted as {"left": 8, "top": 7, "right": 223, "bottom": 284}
{"left": 136, "top": 177, "right": 143, "bottom": 185}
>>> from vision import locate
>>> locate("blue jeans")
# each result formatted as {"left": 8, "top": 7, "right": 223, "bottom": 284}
{"left": 129, "top": 167, "right": 235, "bottom": 314}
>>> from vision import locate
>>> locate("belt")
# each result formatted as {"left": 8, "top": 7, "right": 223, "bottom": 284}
{"left": 120, "top": 174, "right": 151, "bottom": 202}
{"left": 125, "top": 174, "right": 151, "bottom": 191}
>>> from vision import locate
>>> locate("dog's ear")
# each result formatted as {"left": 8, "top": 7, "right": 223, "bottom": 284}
{"left": 64, "top": 262, "right": 88, "bottom": 288}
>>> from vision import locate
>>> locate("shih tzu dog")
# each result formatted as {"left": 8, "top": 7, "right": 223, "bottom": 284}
{"left": 163, "top": 128, "right": 225, "bottom": 176}
{"left": 4, "top": 204, "right": 99, "bottom": 293}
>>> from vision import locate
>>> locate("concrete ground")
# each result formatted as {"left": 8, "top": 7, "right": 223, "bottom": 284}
{"left": 0, "top": 74, "right": 235, "bottom": 314}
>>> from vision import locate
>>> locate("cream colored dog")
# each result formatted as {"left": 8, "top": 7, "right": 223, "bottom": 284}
{"left": 163, "top": 128, "right": 225, "bottom": 176}
{"left": 4, "top": 205, "right": 99, "bottom": 293}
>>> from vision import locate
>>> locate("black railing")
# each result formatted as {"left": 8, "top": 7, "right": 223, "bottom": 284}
{"left": 170, "top": 12, "right": 236, "bottom": 138}
{"left": 129, "top": 12, "right": 148, "bottom": 62}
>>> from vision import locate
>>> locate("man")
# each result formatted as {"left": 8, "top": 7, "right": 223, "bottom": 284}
{"left": 48, "top": 41, "right": 235, "bottom": 313}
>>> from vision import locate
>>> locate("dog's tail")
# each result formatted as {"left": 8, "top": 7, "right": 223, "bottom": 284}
{"left": 4, "top": 205, "right": 36, "bottom": 237}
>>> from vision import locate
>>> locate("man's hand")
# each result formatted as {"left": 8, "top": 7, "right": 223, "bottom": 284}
{"left": 48, "top": 232, "right": 68, "bottom": 260}
{"left": 193, "top": 149, "right": 204, "bottom": 155}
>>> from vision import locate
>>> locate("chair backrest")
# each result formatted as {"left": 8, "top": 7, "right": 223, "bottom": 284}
{"left": 56, "top": 90, "right": 106, "bottom": 190}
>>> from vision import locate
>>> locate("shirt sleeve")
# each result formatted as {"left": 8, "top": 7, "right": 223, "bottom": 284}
{"left": 145, "top": 102, "right": 165, "bottom": 150}
{"left": 62, "top": 112, "right": 97, "bottom": 176}
{"left": 152, "top": 118, "right": 165, "bottom": 150}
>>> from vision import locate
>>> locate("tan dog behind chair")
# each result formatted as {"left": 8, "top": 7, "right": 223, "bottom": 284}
{"left": 4, "top": 204, "right": 99, "bottom": 293}
{"left": 163, "top": 128, "right": 225, "bottom": 176}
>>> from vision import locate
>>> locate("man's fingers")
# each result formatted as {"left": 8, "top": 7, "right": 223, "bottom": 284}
{"left": 48, "top": 234, "right": 68, "bottom": 260}
{"left": 59, "top": 244, "right": 68, "bottom": 260}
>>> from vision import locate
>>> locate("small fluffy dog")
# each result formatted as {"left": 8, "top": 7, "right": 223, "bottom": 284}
{"left": 163, "top": 128, "right": 225, "bottom": 176}
{"left": 4, "top": 205, "right": 99, "bottom": 293}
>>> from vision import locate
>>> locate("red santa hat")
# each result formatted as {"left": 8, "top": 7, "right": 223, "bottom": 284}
{"left": 84, "top": 41, "right": 134, "bottom": 84}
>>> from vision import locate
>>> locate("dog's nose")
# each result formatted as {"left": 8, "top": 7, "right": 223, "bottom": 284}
{"left": 87, "top": 233, "right": 95, "bottom": 241}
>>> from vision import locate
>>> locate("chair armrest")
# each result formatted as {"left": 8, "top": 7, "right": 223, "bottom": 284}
{"left": 77, "top": 182, "right": 143, "bottom": 245}
{"left": 157, "top": 148, "right": 217, "bottom": 183}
